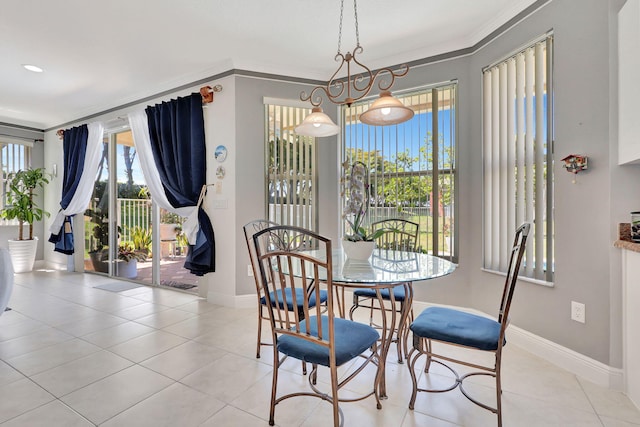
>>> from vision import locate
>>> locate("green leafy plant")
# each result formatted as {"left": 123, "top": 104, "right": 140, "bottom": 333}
{"left": 341, "top": 161, "right": 387, "bottom": 242}
{"left": 130, "top": 226, "right": 152, "bottom": 253}
{"left": 0, "top": 168, "right": 50, "bottom": 240}
{"left": 118, "top": 243, "right": 146, "bottom": 262}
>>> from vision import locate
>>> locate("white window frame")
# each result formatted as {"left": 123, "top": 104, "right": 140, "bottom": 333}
{"left": 1, "top": 138, "right": 33, "bottom": 219}
{"left": 341, "top": 83, "right": 458, "bottom": 262}
{"left": 482, "top": 34, "right": 554, "bottom": 284}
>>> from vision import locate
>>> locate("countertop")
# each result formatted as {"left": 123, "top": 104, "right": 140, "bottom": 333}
{"left": 614, "top": 223, "right": 640, "bottom": 253}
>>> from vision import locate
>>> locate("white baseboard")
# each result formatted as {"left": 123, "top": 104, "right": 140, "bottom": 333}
{"left": 507, "top": 324, "right": 624, "bottom": 391}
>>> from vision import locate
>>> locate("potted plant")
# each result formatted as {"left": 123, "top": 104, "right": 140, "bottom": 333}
{"left": 0, "top": 168, "right": 50, "bottom": 272}
{"left": 85, "top": 208, "right": 111, "bottom": 273}
{"left": 115, "top": 243, "right": 146, "bottom": 279}
{"left": 341, "top": 160, "right": 386, "bottom": 260}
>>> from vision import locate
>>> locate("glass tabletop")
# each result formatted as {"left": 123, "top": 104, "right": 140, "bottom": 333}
{"left": 333, "top": 248, "right": 456, "bottom": 284}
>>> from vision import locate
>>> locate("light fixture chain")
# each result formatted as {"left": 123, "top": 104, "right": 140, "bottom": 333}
{"left": 353, "top": 0, "right": 360, "bottom": 48}
{"left": 337, "top": 0, "right": 344, "bottom": 54}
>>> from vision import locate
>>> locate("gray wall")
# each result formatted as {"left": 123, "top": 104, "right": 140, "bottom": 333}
{"left": 232, "top": 0, "right": 640, "bottom": 366}
{"left": 234, "top": 76, "right": 342, "bottom": 297}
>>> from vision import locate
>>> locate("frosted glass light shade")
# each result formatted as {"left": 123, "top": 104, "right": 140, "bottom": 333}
{"left": 359, "top": 91, "right": 414, "bottom": 126}
{"left": 294, "top": 107, "right": 340, "bottom": 137}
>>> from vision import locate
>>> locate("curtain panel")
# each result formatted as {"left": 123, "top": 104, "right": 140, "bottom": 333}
{"left": 129, "top": 93, "right": 215, "bottom": 276}
{"left": 48, "top": 122, "right": 104, "bottom": 254}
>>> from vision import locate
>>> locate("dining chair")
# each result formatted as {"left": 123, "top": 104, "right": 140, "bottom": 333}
{"left": 243, "top": 220, "right": 329, "bottom": 361}
{"left": 349, "top": 218, "right": 420, "bottom": 362}
{"left": 253, "top": 225, "right": 381, "bottom": 427}
{"left": 407, "top": 222, "right": 530, "bottom": 427}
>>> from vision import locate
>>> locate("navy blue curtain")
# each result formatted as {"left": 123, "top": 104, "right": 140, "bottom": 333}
{"left": 146, "top": 93, "right": 215, "bottom": 275}
{"left": 48, "top": 124, "right": 89, "bottom": 254}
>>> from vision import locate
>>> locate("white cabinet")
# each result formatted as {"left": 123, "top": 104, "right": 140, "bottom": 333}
{"left": 618, "top": 0, "right": 640, "bottom": 165}
{"left": 623, "top": 249, "right": 640, "bottom": 407}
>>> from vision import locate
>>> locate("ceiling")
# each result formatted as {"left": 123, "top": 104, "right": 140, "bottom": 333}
{"left": 1, "top": 0, "right": 539, "bottom": 130}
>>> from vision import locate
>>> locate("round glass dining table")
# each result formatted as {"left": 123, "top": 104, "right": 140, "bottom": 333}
{"left": 294, "top": 247, "right": 457, "bottom": 398}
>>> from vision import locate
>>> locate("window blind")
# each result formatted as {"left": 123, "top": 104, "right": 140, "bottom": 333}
{"left": 482, "top": 36, "right": 554, "bottom": 282}
{"left": 264, "top": 104, "right": 317, "bottom": 231}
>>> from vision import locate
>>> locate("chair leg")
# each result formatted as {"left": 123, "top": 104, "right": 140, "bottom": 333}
{"left": 269, "top": 346, "right": 279, "bottom": 426}
{"left": 330, "top": 363, "right": 340, "bottom": 427}
{"left": 407, "top": 341, "right": 421, "bottom": 410}
{"left": 496, "top": 360, "right": 503, "bottom": 427}
{"left": 256, "top": 305, "right": 263, "bottom": 358}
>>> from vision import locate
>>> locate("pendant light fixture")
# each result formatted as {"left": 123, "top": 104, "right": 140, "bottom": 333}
{"left": 294, "top": 0, "right": 413, "bottom": 138}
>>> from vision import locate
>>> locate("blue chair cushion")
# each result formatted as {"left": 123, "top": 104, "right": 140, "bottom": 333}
{"left": 277, "top": 316, "right": 379, "bottom": 366}
{"left": 260, "top": 288, "right": 328, "bottom": 311}
{"left": 410, "top": 307, "right": 503, "bottom": 351}
{"left": 353, "top": 286, "right": 407, "bottom": 301}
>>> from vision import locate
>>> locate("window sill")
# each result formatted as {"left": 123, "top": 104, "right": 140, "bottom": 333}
{"left": 481, "top": 268, "right": 554, "bottom": 288}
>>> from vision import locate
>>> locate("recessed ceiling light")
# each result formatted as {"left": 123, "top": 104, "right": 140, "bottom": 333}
{"left": 23, "top": 64, "right": 44, "bottom": 73}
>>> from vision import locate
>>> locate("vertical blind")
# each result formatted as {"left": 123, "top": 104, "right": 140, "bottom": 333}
{"left": 265, "top": 103, "right": 317, "bottom": 231}
{"left": 482, "top": 35, "right": 554, "bottom": 282}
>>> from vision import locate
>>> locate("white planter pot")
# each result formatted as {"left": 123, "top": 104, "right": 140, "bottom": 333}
{"left": 342, "top": 239, "right": 375, "bottom": 261}
{"left": 7, "top": 237, "right": 38, "bottom": 273}
{"left": 115, "top": 259, "right": 137, "bottom": 279}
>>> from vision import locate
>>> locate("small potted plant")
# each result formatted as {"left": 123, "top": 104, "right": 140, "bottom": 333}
{"left": 116, "top": 243, "right": 146, "bottom": 279}
{"left": 0, "top": 168, "right": 50, "bottom": 272}
{"left": 341, "top": 160, "right": 386, "bottom": 260}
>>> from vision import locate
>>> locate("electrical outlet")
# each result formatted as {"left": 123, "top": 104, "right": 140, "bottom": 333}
{"left": 571, "top": 301, "right": 585, "bottom": 323}
{"left": 247, "top": 264, "right": 254, "bottom": 277}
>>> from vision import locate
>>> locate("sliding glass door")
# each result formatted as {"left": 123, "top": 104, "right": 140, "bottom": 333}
{"left": 83, "top": 129, "right": 198, "bottom": 293}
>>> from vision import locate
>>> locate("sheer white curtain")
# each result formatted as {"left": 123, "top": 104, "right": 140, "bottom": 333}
{"left": 49, "top": 121, "right": 105, "bottom": 234}
{"left": 128, "top": 110, "right": 199, "bottom": 244}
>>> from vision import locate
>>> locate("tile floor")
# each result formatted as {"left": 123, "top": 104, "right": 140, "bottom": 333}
{"left": 1, "top": 270, "right": 639, "bottom": 426}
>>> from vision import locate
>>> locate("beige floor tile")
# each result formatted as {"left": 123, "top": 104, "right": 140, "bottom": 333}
{"left": 231, "top": 367, "right": 320, "bottom": 426}
{"left": 181, "top": 353, "right": 272, "bottom": 403}
{"left": 6, "top": 338, "right": 101, "bottom": 376}
{"left": 0, "top": 316, "right": 47, "bottom": 342}
{"left": 54, "top": 312, "right": 128, "bottom": 336}
{"left": 108, "top": 330, "right": 187, "bottom": 363}
{"left": 162, "top": 314, "right": 229, "bottom": 339}
{"left": 0, "top": 359, "right": 25, "bottom": 386}
{"left": 111, "top": 302, "right": 169, "bottom": 320}
{"left": 80, "top": 320, "right": 155, "bottom": 348}
{"left": 101, "top": 382, "right": 224, "bottom": 426}
{"left": 129, "top": 288, "right": 200, "bottom": 307}
{"left": 134, "top": 308, "right": 197, "bottom": 329}
{"left": 579, "top": 377, "right": 640, "bottom": 424}
{"left": 0, "top": 327, "right": 73, "bottom": 359}
{"left": 0, "top": 377, "right": 55, "bottom": 423}
{"left": 0, "top": 400, "right": 93, "bottom": 427}
{"left": 3, "top": 271, "right": 640, "bottom": 426}
{"left": 174, "top": 299, "right": 221, "bottom": 314}
{"left": 141, "top": 340, "right": 227, "bottom": 380}
{"left": 401, "top": 409, "right": 460, "bottom": 427}
{"left": 600, "top": 415, "right": 640, "bottom": 426}
{"left": 60, "top": 365, "right": 173, "bottom": 425}
{"left": 30, "top": 350, "right": 133, "bottom": 397}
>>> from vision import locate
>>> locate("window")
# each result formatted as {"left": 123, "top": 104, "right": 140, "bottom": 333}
{"left": 265, "top": 102, "right": 317, "bottom": 230}
{"left": 1, "top": 140, "right": 31, "bottom": 211}
{"left": 482, "top": 35, "right": 554, "bottom": 283}
{"left": 342, "top": 83, "right": 457, "bottom": 261}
